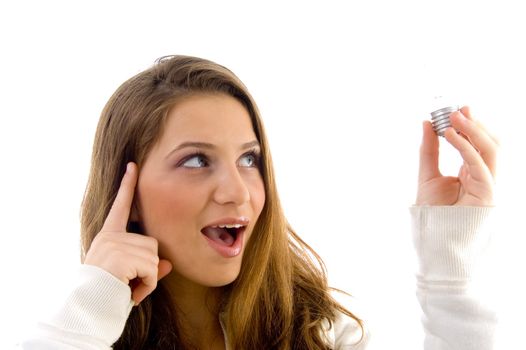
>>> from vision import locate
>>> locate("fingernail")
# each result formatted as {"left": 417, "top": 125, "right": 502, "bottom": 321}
{"left": 126, "top": 163, "right": 132, "bottom": 173}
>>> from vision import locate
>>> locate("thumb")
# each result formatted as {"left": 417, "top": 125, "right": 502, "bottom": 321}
{"left": 131, "top": 259, "right": 173, "bottom": 306}
{"left": 157, "top": 259, "right": 173, "bottom": 281}
{"left": 418, "top": 120, "right": 441, "bottom": 183}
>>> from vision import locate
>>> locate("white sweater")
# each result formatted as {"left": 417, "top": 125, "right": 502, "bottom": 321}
{"left": 19, "top": 206, "right": 496, "bottom": 349}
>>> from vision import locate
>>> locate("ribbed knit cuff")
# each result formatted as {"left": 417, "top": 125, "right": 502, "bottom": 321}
{"left": 48, "top": 264, "right": 133, "bottom": 345}
{"left": 410, "top": 206, "right": 494, "bottom": 282}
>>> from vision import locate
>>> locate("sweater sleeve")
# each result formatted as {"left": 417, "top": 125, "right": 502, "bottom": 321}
{"left": 410, "top": 206, "right": 497, "bottom": 350}
{"left": 327, "top": 291, "right": 370, "bottom": 349}
{"left": 20, "top": 264, "right": 133, "bottom": 350}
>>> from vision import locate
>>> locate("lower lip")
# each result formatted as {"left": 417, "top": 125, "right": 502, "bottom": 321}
{"left": 202, "top": 229, "right": 245, "bottom": 258}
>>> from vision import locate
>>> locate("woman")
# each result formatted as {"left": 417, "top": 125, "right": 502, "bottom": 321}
{"left": 21, "top": 55, "right": 498, "bottom": 349}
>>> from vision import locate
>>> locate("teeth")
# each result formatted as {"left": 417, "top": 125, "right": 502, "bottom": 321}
{"left": 215, "top": 224, "right": 243, "bottom": 229}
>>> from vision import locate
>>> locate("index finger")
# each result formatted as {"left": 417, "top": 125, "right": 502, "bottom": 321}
{"left": 102, "top": 162, "right": 138, "bottom": 232}
{"left": 449, "top": 110, "right": 498, "bottom": 179}
{"left": 459, "top": 106, "right": 499, "bottom": 145}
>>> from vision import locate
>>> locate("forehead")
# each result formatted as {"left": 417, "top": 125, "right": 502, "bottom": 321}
{"left": 160, "top": 93, "right": 256, "bottom": 143}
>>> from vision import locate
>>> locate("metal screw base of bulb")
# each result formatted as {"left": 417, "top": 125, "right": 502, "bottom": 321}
{"left": 430, "top": 106, "right": 459, "bottom": 137}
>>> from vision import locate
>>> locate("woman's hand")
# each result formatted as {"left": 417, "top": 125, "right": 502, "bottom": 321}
{"left": 84, "top": 162, "right": 173, "bottom": 305}
{"left": 416, "top": 106, "right": 499, "bottom": 206}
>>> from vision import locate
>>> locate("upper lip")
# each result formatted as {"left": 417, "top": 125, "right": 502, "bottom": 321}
{"left": 202, "top": 217, "right": 250, "bottom": 229}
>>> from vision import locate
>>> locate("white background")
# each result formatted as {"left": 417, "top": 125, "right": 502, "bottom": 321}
{"left": 1, "top": 1, "right": 525, "bottom": 348}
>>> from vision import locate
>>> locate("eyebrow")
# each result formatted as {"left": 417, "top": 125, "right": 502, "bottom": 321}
{"left": 165, "top": 140, "right": 261, "bottom": 159}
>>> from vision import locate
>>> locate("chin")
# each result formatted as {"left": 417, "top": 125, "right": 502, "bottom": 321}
{"left": 201, "top": 267, "right": 242, "bottom": 287}
{"left": 171, "top": 261, "right": 242, "bottom": 288}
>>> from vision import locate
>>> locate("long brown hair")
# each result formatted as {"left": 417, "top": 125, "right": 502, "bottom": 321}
{"left": 81, "top": 55, "right": 363, "bottom": 349}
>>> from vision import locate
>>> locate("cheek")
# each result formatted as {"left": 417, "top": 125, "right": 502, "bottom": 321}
{"left": 137, "top": 179, "right": 205, "bottom": 240}
{"left": 249, "top": 175, "right": 266, "bottom": 217}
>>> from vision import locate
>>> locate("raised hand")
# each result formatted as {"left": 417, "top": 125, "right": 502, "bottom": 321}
{"left": 416, "top": 106, "right": 499, "bottom": 206}
{"left": 84, "top": 162, "right": 173, "bottom": 305}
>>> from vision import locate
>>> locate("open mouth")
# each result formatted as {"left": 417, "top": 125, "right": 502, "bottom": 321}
{"left": 201, "top": 224, "right": 246, "bottom": 247}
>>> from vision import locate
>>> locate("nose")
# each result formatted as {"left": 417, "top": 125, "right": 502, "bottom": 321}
{"left": 213, "top": 165, "right": 251, "bottom": 206}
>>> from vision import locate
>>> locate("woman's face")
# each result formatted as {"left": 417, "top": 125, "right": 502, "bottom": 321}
{"left": 135, "top": 93, "right": 265, "bottom": 287}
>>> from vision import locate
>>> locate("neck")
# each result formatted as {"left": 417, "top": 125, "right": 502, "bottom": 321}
{"left": 162, "top": 271, "right": 226, "bottom": 349}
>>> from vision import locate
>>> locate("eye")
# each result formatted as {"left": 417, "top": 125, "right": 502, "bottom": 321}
{"left": 238, "top": 151, "right": 260, "bottom": 168}
{"left": 181, "top": 154, "right": 208, "bottom": 168}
